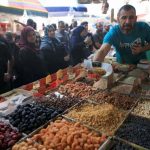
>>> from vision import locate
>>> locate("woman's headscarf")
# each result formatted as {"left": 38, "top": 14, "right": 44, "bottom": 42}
{"left": 40, "top": 25, "right": 56, "bottom": 49}
{"left": 44, "top": 25, "right": 55, "bottom": 37}
{"left": 18, "top": 26, "right": 36, "bottom": 50}
{"left": 71, "top": 25, "right": 85, "bottom": 47}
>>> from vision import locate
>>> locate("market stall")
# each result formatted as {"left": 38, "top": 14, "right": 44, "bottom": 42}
{"left": 0, "top": 58, "right": 150, "bottom": 150}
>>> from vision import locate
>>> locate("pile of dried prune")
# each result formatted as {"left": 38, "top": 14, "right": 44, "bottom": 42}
{"left": 0, "top": 121, "right": 22, "bottom": 150}
{"left": 115, "top": 114, "right": 150, "bottom": 149}
{"left": 6, "top": 103, "right": 60, "bottom": 134}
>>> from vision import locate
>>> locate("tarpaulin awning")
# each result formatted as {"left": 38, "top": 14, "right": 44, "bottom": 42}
{"left": 75, "top": 6, "right": 87, "bottom": 12}
{"left": 45, "top": 7, "right": 72, "bottom": 12}
{"left": 45, "top": 6, "right": 87, "bottom": 12}
{"left": 0, "top": 0, "right": 48, "bottom": 17}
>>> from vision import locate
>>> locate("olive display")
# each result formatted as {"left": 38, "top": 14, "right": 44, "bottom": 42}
{"left": 110, "top": 139, "right": 137, "bottom": 150}
{"left": 115, "top": 114, "right": 150, "bottom": 149}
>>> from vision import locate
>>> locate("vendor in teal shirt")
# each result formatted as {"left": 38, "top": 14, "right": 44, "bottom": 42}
{"left": 94, "top": 4, "right": 150, "bottom": 64}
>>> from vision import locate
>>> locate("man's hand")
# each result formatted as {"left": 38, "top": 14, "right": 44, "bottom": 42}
{"left": 131, "top": 44, "right": 143, "bottom": 55}
{"left": 84, "top": 36, "right": 92, "bottom": 45}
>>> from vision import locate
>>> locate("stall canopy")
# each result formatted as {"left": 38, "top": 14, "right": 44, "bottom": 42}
{"left": 45, "top": 6, "right": 87, "bottom": 13}
{"left": 45, "top": 6, "right": 87, "bottom": 17}
{"left": 77, "top": 0, "right": 104, "bottom": 4}
{"left": 0, "top": 0, "right": 48, "bottom": 17}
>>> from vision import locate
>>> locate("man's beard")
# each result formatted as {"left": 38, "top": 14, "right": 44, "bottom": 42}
{"left": 122, "top": 23, "right": 134, "bottom": 33}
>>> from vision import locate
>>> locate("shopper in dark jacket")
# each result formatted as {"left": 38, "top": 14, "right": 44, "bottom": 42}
{"left": 40, "top": 25, "right": 69, "bottom": 74}
{"left": 0, "top": 39, "right": 13, "bottom": 94}
{"left": 17, "top": 26, "right": 47, "bottom": 86}
{"left": 70, "top": 25, "right": 92, "bottom": 66}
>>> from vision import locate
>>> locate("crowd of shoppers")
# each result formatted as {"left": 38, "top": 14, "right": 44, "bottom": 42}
{"left": 0, "top": 17, "right": 110, "bottom": 94}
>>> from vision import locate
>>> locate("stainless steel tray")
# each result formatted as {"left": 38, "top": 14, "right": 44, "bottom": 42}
{"left": 87, "top": 90, "right": 140, "bottom": 112}
{"left": 63, "top": 100, "right": 130, "bottom": 136}
{"left": 99, "top": 136, "right": 148, "bottom": 150}
{"left": 13, "top": 115, "right": 108, "bottom": 150}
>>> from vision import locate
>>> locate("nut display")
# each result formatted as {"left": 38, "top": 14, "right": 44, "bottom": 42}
{"left": 115, "top": 114, "right": 150, "bottom": 149}
{"left": 89, "top": 91, "right": 138, "bottom": 110}
{"left": 58, "top": 82, "right": 97, "bottom": 99}
{"left": 12, "top": 119, "right": 106, "bottom": 150}
{"left": 6, "top": 103, "right": 59, "bottom": 134}
{"left": 0, "top": 121, "right": 22, "bottom": 150}
{"left": 65, "top": 103, "right": 126, "bottom": 135}
{"left": 132, "top": 100, "right": 150, "bottom": 118}
{"left": 33, "top": 93, "right": 81, "bottom": 113}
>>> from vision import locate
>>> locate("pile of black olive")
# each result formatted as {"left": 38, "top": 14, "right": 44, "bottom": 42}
{"left": 115, "top": 114, "right": 150, "bottom": 149}
{"left": 110, "top": 139, "right": 137, "bottom": 150}
{"left": 6, "top": 103, "right": 60, "bottom": 134}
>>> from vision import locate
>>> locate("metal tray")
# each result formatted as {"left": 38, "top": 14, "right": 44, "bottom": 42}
{"left": 131, "top": 98, "right": 150, "bottom": 119}
{"left": 57, "top": 81, "right": 99, "bottom": 100}
{"left": 114, "top": 114, "right": 150, "bottom": 150}
{"left": 87, "top": 90, "right": 140, "bottom": 112}
{"left": 99, "top": 136, "right": 148, "bottom": 150}
{"left": 13, "top": 115, "right": 108, "bottom": 150}
{"left": 63, "top": 100, "right": 130, "bottom": 136}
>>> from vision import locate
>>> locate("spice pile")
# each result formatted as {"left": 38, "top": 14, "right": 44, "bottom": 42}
{"left": 12, "top": 119, "right": 106, "bottom": 150}
{"left": 115, "top": 114, "right": 150, "bottom": 149}
{"left": 89, "top": 92, "right": 137, "bottom": 110}
{"left": 33, "top": 93, "right": 81, "bottom": 113}
{"left": 58, "top": 82, "right": 97, "bottom": 99}
{"left": 65, "top": 103, "right": 126, "bottom": 135}
{"left": 132, "top": 100, "right": 150, "bottom": 118}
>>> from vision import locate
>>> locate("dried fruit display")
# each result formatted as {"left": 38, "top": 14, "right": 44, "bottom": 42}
{"left": 12, "top": 119, "right": 106, "bottom": 150}
{"left": 6, "top": 103, "right": 60, "bottom": 134}
{"left": 0, "top": 121, "right": 22, "bottom": 150}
